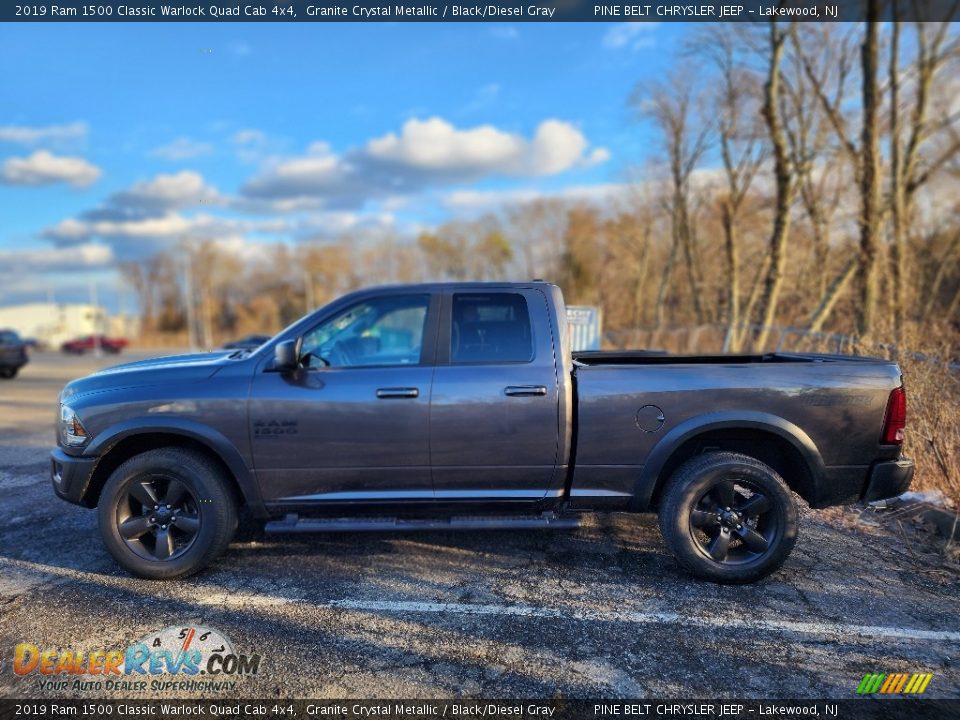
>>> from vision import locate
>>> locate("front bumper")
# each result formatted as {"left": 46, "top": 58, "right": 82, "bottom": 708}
{"left": 862, "top": 458, "right": 915, "bottom": 502}
{"left": 50, "top": 447, "right": 98, "bottom": 507}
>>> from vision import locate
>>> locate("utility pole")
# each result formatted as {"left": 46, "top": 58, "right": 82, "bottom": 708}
{"left": 183, "top": 238, "right": 198, "bottom": 351}
{"left": 303, "top": 267, "right": 315, "bottom": 312}
{"left": 89, "top": 280, "right": 102, "bottom": 358}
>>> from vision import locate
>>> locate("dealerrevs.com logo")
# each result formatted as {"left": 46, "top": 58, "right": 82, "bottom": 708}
{"left": 14, "top": 625, "right": 262, "bottom": 693}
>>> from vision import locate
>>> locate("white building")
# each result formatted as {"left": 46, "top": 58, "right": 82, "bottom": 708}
{"left": 0, "top": 303, "right": 139, "bottom": 349}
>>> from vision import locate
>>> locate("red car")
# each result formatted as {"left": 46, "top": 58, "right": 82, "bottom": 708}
{"left": 60, "top": 335, "right": 129, "bottom": 355}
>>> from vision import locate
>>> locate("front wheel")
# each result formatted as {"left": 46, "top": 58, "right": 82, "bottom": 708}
{"left": 97, "top": 448, "right": 237, "bottom": 579}
{"left": 657, "top": 451, "right": 798, "bottom": 584}
{"left": 0, "top": 367, "right": 16, "bottom": 379}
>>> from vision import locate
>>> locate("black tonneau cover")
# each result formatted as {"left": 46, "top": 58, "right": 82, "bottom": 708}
{"left": 572, "top": 351, "right": 881, "bottom": 366}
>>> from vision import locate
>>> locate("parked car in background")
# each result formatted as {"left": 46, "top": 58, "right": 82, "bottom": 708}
{"left": 221, "top": 334, "right": 271, "bottom": 351}
{"left": 61, "top": 335, "right": 129, "bottom": 355}
{"left": 0, "top": 329, "right": 29, "bottom": 379}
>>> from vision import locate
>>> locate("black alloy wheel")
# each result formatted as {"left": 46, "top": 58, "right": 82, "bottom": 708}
{"left": 116, "top": 475, "right": 201, "bottom": 561}
{"left": 658, "top": 451, "right": 799, "bottom": 583}
{"left": 688, "top": 476, "right": 780, "bottom": 564}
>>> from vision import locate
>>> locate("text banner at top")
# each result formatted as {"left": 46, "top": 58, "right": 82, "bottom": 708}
{"left": 5, "top": 0, "right": 960, "bottom": 23}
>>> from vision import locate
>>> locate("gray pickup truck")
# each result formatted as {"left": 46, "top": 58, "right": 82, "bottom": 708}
{"left": 51, "top": 281, "right": 913, "bottom": 583}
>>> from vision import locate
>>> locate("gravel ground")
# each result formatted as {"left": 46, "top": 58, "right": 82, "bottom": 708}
{"left": 1, "top": 352, "right": 958, "bottom": 700}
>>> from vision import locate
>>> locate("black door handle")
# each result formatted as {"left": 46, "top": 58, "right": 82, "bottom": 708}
{"left": 376, "top": 387, "right": 419, "bottom": 399}
{"left": 504, "top": 385, "right": 548, "bottom": 397}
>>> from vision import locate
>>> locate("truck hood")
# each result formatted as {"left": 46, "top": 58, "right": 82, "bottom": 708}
{"left": 61, "top": 351, "right": 236, "bottom": 400}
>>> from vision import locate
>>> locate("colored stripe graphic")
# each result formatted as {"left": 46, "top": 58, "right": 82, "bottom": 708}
{"left": 857, "top": 674, "right": 885, "bottom": 694}
{"left": 858, "top": 672, "right": 932, "bottom": 694}
{"left": 892, "top": 673, "right": 909, "bottom": 693}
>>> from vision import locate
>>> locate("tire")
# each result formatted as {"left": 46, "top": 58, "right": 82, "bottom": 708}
{"left": 657, "top": 451, "right": 799, "bottom": 584}
{"left": 0, "top": 367, "right": 16, "bottom": 379}
{"left": 97, "top": 448, "right": 237, "bottom": 579}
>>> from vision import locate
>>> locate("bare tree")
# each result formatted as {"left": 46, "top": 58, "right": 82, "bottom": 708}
{"left": 700, "top": 27, "right": 767, "bottom": 351}
{"left": 633, "top": 69, "right": 713, "bottom": 327}
{"left": 857, "top": 0, "right": 882, "bottom": 337}
{"left": 754, "top": 21, "right": 797, "bottom": 350}
{"left": 889, "top": 15, "right": 960, "bottom": 334}
{"left": 417, "top": 229, "right": 467, "bottom": 280}
{"left": 558, "top": 206, "right": 602, "bottom": 305}
{"left": 503, "top": 199, "right": 568, "bottom": 280}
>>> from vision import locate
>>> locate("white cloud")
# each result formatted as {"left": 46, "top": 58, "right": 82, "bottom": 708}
{"left": 367, "top": 117, "right": 525, "bottom": 172}
{"left": 464, "top": 83, "right": 502, "bottom": 113}
{"left": 232, "top": 129, "right": 266, "bottom": 145}
{"left": 50, "top": 171, "right": 222, "bottom": 229}
{"left": 0, "top": 243, "right": 114, "bottom": 274}
{"left": 0, "top": 121, "right": 88, "bottom": 145}
{"left": 42, "top": 208, "right": 294, "bottom": 262}
{"left": 39, "top": 172, "right": 235, "bottom": 257}
{"left": 0, "top": 150, "right": 101, "bottom": 188}
{"left": 230, "top": 128, "right": 278, "bottom": 163}
{"left": 298, "top": 211, "right": 396, "bottom": 238}
{"left": 241, "top": 117, "right": 608, "bottom": 208}
{"left": 443, "top": 182, "right": 631, "bottom": 211}
{"left": 444, "top": 188, "right": 541, "bottom": 209}
{"left": 366, "top": 117, "right": 606, "bottom": 176}
{"left": 44, "top": 213, "right": 195, "bottom": 244}
{"left": 109, "top": 171, "right": 220, "bottom": 213}
{"left": 150, "top": 137, "right": 213, "bottom": 160}
{"left": 602, "top": 23, "right": 659, "bottom": 51}
{"left": 524, "top": 120, "right": 597, "bottom": 175}
{"left": 589, "top": 147, "right": 612, "bottom": 165}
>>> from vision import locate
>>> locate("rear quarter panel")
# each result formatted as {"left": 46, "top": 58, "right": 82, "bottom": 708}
{"left": 572, "top": 359, "right": 903, "bottom": 509}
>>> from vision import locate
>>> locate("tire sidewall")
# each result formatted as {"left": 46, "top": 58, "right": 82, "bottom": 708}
{"left": 98, "top": 451, "right": 232, "bottom": 579}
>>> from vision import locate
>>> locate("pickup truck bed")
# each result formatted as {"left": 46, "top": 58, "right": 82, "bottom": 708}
{"left": 571, "top": 351, "right": 905, "bottom": 512}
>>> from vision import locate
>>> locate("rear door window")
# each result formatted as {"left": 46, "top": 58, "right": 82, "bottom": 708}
{"left": 451, "top": 293, "right": 534, "bottom": 363}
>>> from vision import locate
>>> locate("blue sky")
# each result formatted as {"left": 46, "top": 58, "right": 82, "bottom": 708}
{"left": 0, "top": 21, "right": 685, "bottom": 308}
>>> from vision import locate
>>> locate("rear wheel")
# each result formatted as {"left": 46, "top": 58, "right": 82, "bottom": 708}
{"left": 0, "top": 367, "right": 16, "bottom": 379}
{"left": 657, "top": 451, "right": 798, "bottom": 584}
{"left": 97, "top": 448, "right": 237, "bottom": 579}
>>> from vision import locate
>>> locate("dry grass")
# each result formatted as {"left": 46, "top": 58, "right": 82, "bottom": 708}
{"left": 892, "top": 334, "right": 960, "bottom": 507}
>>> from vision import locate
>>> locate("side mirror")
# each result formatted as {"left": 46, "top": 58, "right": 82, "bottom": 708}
{"left": 274, "top": 339, "right": 300, "bottom": 371}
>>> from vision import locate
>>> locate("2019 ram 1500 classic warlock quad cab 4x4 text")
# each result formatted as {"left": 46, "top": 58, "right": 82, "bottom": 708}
{"left": 50, "top": 282, "right": 913, "bottom": 583}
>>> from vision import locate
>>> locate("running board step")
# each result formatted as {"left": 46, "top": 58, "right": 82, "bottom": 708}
{"left": 263, "top": 512, "right": 580, "bottom": 534}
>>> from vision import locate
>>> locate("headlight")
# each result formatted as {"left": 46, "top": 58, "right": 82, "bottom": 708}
{"left": 59, "top": 405, "right": 89, "bottom": 447}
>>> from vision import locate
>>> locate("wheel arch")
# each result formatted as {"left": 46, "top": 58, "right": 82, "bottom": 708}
{"left": 80, "top": 419, "right": 266, "bottom": 518}
{"left": 634, "top": 412, "right": 825, "bottom": 511}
